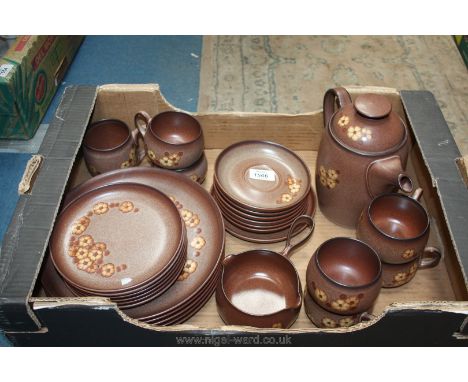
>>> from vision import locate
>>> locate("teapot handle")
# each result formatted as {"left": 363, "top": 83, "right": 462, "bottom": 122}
{"left": 323, "top": 87, "right": 353, "bottom": 129}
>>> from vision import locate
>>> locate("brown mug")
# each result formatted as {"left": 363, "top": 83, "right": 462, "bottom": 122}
{"left": 306, "top": 237, "right": 382, "bottom": 315}
{"left": 134, "top": 110, "right": 204, "bottom": 169}
{"left": 304, "top": 287, "right": 374, "bottom": 328}
{"left": 357, "top": 188, "right": 434, "bottom": 264}
{"left": 83, "top": 119, "right": 140, "bottom": 176}
{"left": 382, "top": 247, "right": 441, "bottom": 288}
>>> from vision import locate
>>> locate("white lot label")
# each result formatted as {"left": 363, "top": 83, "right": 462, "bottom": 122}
{"left": 0, "top": 64, "right": 14, "bottom": 78}
{"left": 249, "top": 168, "right": 276, "bottom": 182}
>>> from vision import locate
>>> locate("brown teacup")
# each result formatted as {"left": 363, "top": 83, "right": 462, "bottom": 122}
{"left": 382, "top": 247, "right": 441, "bottom": 288}
{"left": 134, "top": 110, "right": 204, "bottom": 169}
{"left": 83, "top": 119, "right": 140, "bottom": 176}
{"left": 304, "top": 287, "right": 374, "bottom": 328}
{"left": 306, "top": 237, "right": 382, "bottom": 315}
{"left": 357, "top": 188, "right": 432, "bottom": 264}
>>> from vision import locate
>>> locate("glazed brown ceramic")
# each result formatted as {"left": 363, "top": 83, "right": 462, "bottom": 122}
{"left": 62, "top": 167, "right": 225, "bottom": 322}
{"left": 211, "top": 184, "right": 309, "bottom": 230}
{"left": 50, "top": 183, "right": 185, "bottom": 294}
{"left": 135, "top": 110, "right": 204, "bottom": 169}
{"left": 214, "top": 141, "right": 311, "bottom": 212}
{"left": 307, "top": 237, "right": 382, "bottom": 314}
{"left": 216, "top": 215, "right": 314, "bottom": 328}
{"left": 221, "top": 190, "right": 316, "bottom": 244}
{"left": 83, "top": 119, "right": 140, "bottom": 176}
{"left": 357, "top": 188, "right": 434, "bottom": 264}
{"left": 316, "top": 87, "right": 413, "bottom": 228}
{"left": 381, "top": 247, "right": 441, "bottom": 288}
{"left": 212, "top": 180, "right": 309, "bottom": 220}
{"left": 175, "top": 152, "right": 208, "bottom": 184}
{"left": 304, "top": 288, "right": 373, "bottom": 328}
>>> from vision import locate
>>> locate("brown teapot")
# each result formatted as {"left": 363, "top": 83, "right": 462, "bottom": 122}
{"left": 316, "top": 87, "right": 413, "bottom": 228}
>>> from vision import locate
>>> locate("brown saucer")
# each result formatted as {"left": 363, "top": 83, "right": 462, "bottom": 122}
{"left": 222, "top": 190, "right": 316, "bottom": 243}
{"left": 214, "top": 141, "right": 311, "bottom": 212}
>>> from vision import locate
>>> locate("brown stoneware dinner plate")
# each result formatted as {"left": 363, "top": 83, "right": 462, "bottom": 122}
{"left": 214, "top": 141, "right": 311, "bottom": 212}
{"left": 50, "top": 183, "right": 184, "bottom": 294}
{"left": 222, "top": 189, "right": 316, "bottom": 243}
{"left": 62, "top": 168, "right": 225, "bottom": 320}
{"left": 66, "top": 232, "right": 187, "bottom": 297}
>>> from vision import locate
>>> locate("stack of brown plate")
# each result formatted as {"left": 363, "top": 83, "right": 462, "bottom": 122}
{"left": 42, "top": 168, "right": 225, "bottom": 326}
{"left": 49, "top": 183, "right": 187, "bottom": 309}
{"left": 211, "top": 140, "right": 316, "bottom": 243}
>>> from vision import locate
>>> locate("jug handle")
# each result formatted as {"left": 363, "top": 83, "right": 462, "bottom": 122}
{"left": 280, "top": 215, "right": 315, "bottom": 259}
{"left": 323, "top": 87, "right": 353, "bottom": 129}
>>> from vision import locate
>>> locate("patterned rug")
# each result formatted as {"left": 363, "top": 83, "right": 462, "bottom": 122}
{"left": 199, "top": 36, "right": 468, "bottom": 158}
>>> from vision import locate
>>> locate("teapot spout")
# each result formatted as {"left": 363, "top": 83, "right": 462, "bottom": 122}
{"left": 366, "top": 155, "right": 413, "bottom": 198}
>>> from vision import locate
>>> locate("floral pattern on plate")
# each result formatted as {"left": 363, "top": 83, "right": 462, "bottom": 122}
{"left": 67, "top": 201, "right": 138, "bottom": 278}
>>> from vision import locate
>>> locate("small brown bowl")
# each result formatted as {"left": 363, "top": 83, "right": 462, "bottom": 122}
{"left": 306, "top": 237, "right": 382, "bottom": 315}
{"left": 83, "top": 119, "right": 140, "bottom": 176}
{"left": 135, "top": 110, "right": 204, "bottom": 169}
{"left": 175, "top": 152, "right": 208, "bottom": 184}
{"left": 216, "top": 215, "right": 314, "bottom": 328}
{"left": 304, "top": 288, "right": 373, "bottom": 328}
{"left": 381, "top": 247, "right": 441, "bottom": 288}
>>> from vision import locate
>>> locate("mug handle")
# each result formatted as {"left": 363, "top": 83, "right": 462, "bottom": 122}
{"left": 134, "top": 111, "right": 151, "bottom": 137}
{"left": 418, "top": 246, "right": 442, "bottom": 269}
{"left": 280, "top": 215, "right": 315, "bottom": 259}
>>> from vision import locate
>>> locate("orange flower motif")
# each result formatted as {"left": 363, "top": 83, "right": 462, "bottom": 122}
{"left": 338, "top": 115, "right": 350, "bottom": 127}
{"left": 321, "top": 318, "right": 337, "bottom": 328}
{"left": 314, "top": 288, "right": 328, "bottom": 303}
{"left": 77, "top": 258, "right": 93, "bottom": 270}
{"left": 147, "top": 149, "right": 157, "bottom": 162}
{"left": 339, "top": 317, "right": 355, "bottom": 327}
{"left": 186, "top": 214, "right": 200, "bottom": 228}
{"left": 68, "top": 245, "right": 79, "bottom": 257}
{"left": 78, "top": 235, "right": 94, "bottom": 248}
{"left": 402, "top": 249, "right": 415, "bottom": 260}
{"left": 181, "top": 209, "right": 193, "bottom": 222}
{"left": 119, "top": 201, "right": 134, "bottom": 213}
{"left": 100, "top": 263, "right": 116, "bottom": 277}
{"left": 88, "top": 248, "right": 103, "bottom": 262}
{"left": 280, "top": 193, "right": 293, "bottom": 203}
{"left": 331, "top": 299, "right": 351, "bottom": 312}
{"left": 191, "top": 236, "right": 206, "bottom": 250}
{"left": 92, "top": 242, "right": 107, "bottom": 252}
{"left": 75, "top": 247, "right": 89, "bottom": 260}
{"left": 93, "top": 202, "right": 109, "bottom": 215}
{"left": 120, "top": 160, "right": 131, "bottom": 169}
{"left": 345, "top": 296, "right": 360, "bottom": 309}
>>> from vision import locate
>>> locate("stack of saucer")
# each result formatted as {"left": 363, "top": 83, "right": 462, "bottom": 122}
{"left": 48, "top": 182, "right": 187, "bottom": 309}
{"left": 211, "top": 140, "right": 315, "bottom": 243}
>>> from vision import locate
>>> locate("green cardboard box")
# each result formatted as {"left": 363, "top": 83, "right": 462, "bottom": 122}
{"left": 454, "top": 35, "right": 468, "bottom": 68}
{"left": 0, "top": 35, "right": 83, "bottom": 139}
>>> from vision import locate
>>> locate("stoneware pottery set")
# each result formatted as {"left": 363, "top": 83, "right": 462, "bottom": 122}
{"left": 42, "top": 87, "right": 442, "bottom": 329}
{"left": 83, "top": 111, "right": 208, "bottom": 184}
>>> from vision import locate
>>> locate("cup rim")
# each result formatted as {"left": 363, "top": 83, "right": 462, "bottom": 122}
{"left": 148, "top": 111, "right": 203, "bottom": 145}
{"left": 367, "top": 193, "right": 430, "bottom": 241}
{"left": 84, "top": 119, "right": 131, "bottom": 152}
{"left": 314, "top": 237, "right": 382, "bottom": 289}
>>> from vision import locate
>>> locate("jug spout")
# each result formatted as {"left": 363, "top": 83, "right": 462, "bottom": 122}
{"left": 366, "top": 155, "right": 413, "bottom": 198}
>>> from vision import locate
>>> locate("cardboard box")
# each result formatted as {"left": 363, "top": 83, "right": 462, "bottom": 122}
{"left": 454, "top": 36, "right": 468, "bottom": 68}
{"left": 0, "top": 36, "right": 83, "bottom": 140}
{"left": 0, "top": 84, "right": 467, "bottom": 346}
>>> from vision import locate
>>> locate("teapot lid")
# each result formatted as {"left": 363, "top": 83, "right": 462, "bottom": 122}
{"left": 329, "top": 93, "right": 407, "bottom": 155}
